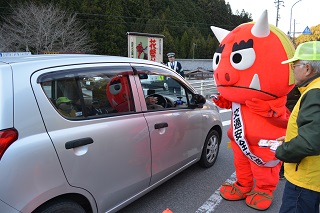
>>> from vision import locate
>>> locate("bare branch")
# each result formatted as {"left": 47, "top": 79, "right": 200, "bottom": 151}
{"left": 0, "top": 2, "right": 94, "bottom": 53}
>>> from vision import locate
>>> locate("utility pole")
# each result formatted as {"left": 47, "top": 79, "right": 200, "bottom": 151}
{"left": 293, "top": 19, "right": 297, "bottom": 46}
{"left": 289, "top": 0, "right": 302, "bottom": 43}
{"left": 274, "top": 0, "right": 284, "bottom": 27}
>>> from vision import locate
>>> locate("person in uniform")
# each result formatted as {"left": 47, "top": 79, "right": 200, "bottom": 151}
{"left": 166, "top": 52, "right": 184, "bottom": 95}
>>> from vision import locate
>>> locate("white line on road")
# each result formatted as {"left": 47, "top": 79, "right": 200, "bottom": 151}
{"left": 222, "top": 120, "right": 230, "bottom": 126}
{"left": 219, "top": 108, "right": 231, "bottom": 126}
{"left": 195, "top": 172, "right": 236, "bottom": 213}
{"left": 219, "top": 109, "right": 231, "bottom": 113}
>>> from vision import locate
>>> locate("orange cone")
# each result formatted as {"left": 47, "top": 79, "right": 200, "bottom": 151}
{"left": 162, "top": 208, "right": 173, "bottom": 213}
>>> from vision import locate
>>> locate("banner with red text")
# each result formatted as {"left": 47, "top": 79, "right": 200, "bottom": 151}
{"left": 127, "top": 32, "right": 164, "bottom": 63}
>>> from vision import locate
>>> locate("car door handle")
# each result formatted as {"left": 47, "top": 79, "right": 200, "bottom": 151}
{"left": 65, "top": 137, "right": 94, "bottom": 149}
{"left": 154, "top": 122, "right": 168, "bottom": 129}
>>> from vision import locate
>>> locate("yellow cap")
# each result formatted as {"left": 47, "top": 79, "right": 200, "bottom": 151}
{"left": 281, "top": 41, "right": 320, "bottom": 64}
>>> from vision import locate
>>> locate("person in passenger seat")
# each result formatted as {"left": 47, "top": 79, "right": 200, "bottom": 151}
{"left": 89, "top": 99, "right": 108, "bottom": 115}
{"left": 56, "top": 96, "right": 77, "bottom": 117}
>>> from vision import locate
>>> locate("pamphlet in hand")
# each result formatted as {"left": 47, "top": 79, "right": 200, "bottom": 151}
{"left": 258, "top": 139, "right": 282, "bottom": 152}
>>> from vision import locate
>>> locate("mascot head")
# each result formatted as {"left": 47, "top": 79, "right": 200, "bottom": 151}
{"left": 211, "top": 10, "right": 295, "bottom": 104}
{"left": 106, "top": 75, "right": 134, "bottom": 112}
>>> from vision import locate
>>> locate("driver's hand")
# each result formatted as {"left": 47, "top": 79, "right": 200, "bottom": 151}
{"left": 146, "top": 96, "right": 158, "bottom": 105}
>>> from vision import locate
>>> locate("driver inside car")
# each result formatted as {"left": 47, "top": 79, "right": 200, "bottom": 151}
{"left": 145, "top": 96, "right": 157, "bottom": 105}
{"left": 145, "top": 96, "right": 164, "bottom": 110}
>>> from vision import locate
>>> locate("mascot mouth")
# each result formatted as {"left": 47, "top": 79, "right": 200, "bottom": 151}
{"left": 112, "top": 99, "right": 118, "bottom": 107}
{"left": 217, "top": 85, "right": 278, "bottom": 98}
{"left": 217, "top": 73, "right": 278, "bottom": 98}
{"left": 112, "top": 99, "right": 129, "bottom": 107}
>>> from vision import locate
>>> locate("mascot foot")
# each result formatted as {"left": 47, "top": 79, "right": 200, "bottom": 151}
{"left": 246, "top": 190, "right": 273, "bottom": 210}
{"left": 219, "top": 182, "right": 251, "bottom": 201}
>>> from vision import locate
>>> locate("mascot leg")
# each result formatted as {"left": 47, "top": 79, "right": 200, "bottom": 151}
{"left": 219, "top": 141, "right": 253, "bottom": 200}
{"left": 245, "top": 160, "right": 281, "bottom": 210}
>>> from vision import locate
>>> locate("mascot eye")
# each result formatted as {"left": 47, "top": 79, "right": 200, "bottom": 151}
{"left": 230, "top": 48, "right": 256, "bottom": 70}
{"left": 212, "top": 53, "right": 222, "bottom": 70}
{"left": 109, "top": 83, "right": 122, "bottom": 95}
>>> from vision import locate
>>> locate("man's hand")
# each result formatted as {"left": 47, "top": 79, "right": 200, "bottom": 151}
{"left": 276, "top": 136, "right": 285, "bottom": 142}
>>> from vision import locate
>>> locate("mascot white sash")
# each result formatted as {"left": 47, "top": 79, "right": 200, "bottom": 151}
{"left": 232, "top": 103, "right": 280, "bottom": 167}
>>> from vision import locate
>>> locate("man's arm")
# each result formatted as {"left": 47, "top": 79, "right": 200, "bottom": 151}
{"left": 276, "top": 89, "right": 320, "bottom": 162}
{"left": 177, "top": 62, "right": 184, "bottom": 77}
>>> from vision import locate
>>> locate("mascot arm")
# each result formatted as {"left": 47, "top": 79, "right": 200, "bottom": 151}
{"left": 212, "top": 95, "right": 232, "bottom": 109}
{"left": 245, "top": 96, "right": 287, "bottom": 117}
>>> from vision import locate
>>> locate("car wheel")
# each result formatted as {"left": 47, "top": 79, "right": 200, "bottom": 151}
{"left": 199, "top": 129, "right": 220, "bottom": 168}
{"left": 34, "top": 199, "right": 86, "bottom": 213}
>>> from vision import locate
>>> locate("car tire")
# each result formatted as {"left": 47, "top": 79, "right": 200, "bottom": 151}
{"left": 199, "top": 129, "right": 220, "bottom": 168}
{"left": 34, "top": 199, "right": 86, "bottom": 213}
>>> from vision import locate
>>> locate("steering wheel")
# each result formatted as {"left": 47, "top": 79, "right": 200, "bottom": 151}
{"left": 146, "top": 94, "right": 167, "bottom": 108}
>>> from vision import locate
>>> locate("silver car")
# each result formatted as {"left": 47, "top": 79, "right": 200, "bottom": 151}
{"left": 0, "top": 54, "right": 222, "bottom": 213}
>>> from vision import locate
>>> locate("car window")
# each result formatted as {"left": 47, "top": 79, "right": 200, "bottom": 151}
{"left": 38, "top": 67, "right": 135, "bottom": 119}
{"left": 135, "top": 66, "right": 193, "bottom": 111}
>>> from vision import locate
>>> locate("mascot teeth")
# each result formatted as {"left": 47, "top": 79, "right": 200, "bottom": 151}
{"left": 112, "top": 99, "right": 118, "bottom": 107}
{"left": 249, "top": 74, "right": 261, "bottom": 90}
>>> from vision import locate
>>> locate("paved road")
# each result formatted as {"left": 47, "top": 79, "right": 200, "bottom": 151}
{"left": 118, "top": 109, "right": 286, "bottom": 213}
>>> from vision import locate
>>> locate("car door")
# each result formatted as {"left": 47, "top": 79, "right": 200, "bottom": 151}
{"left": 31, "top": 63, "right": 152, "bottom": 212}
{"left": 132, "top": 64, "right": 205, "bottom": 185}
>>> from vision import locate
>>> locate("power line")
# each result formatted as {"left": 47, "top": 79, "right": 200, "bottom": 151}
{"left": 0, "top": 6, "right": 242, "bottom": 30}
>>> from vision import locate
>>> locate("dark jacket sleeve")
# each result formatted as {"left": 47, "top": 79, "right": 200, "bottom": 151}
{"left": 276, "top": 89, "right": 320, "bottom": 163}
{"left": 177, "top": 62, "right": 184, "bottom": 77}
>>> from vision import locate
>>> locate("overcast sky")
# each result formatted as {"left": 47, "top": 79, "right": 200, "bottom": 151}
{"left": 226, "top": 0, "right": 319, "bottom": 36}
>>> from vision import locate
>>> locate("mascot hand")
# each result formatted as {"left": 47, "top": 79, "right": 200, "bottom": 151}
{"left": 245, "top": 96, "right": 287, "bottom": 117}
{"left": 212, "top": 95, "right": 232, "bottom": 109}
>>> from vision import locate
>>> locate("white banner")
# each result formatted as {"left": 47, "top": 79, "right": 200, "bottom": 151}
{"left": 127, "top": 32, "right": 164, "bottom": 63}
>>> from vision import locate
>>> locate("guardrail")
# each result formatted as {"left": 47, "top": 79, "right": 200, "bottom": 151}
{"left": 188, "top": 79, "right": 218, "bottom": 98}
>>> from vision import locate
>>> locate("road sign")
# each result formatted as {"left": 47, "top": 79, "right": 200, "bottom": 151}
{"left": 302, "top": 26, "right": 312, "bottom": 35}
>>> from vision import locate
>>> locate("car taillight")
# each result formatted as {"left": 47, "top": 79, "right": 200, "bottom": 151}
{"left": 0, "top": 128, "right": 18, "bottom": 160}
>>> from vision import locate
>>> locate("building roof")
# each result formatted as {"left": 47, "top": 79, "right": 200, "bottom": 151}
{"left": 177, "top": 59, "right": 213, "bottom": 71}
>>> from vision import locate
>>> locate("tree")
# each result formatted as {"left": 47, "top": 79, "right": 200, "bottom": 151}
{"left": 295, "top": 24, "right": 320, "bottom": 46}
{"left": 162, "top": 27, "right": 175, "bottom": 59}
{"left": 0, "top": 0, "right": 253, "bottom": 58}
{"left": 0, "top": 2, "right": 94, "bottom": 53}
{"left": 179, "top": 31, "right": 190, "bottom": 59}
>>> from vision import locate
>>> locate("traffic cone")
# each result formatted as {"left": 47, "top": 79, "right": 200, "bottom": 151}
{"left": 162, "top": 208, "right": 173, "bottom": 213}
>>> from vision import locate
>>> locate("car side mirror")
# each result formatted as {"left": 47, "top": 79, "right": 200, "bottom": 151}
{"left": 138, "top": 74, "right": 148, "bottom": 79}
{"left": 190, "top": 94, "right": 206, "bottom": 108}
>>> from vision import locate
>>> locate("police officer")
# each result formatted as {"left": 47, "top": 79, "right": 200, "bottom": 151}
{"left": 166, "top": 52, "right": 184, "bottom": 95}
{"left": 166, "top": 52, "right": 184, "bottom": 77}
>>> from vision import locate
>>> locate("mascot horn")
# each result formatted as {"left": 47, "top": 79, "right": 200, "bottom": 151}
{"left": 211, "top": 10, "right": 295, "bottom": 211}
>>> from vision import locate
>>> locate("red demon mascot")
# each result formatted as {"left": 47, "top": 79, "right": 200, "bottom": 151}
{"left": 106, "top": 75, "right": 134, "bottom": 112}
{"left": 211, "top": 10, "right": 295, "bottom": 210}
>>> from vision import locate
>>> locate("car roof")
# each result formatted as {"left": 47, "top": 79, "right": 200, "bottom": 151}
{"left": 0, "top": 53, "right": 194, "bottom": 91}
{"left": 0, "top": 53, "right": 194, "bottom": 90}
{"left": 0, "top": 54, "right": 165, "bottom": 67}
